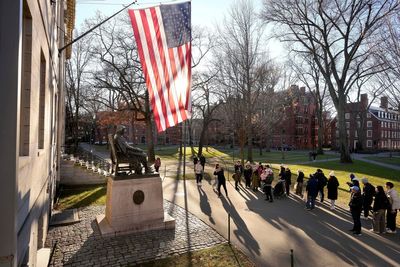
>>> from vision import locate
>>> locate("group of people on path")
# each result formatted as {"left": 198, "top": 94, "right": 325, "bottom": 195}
{"left": 346, "top": 175, "right": 400, "bottom": 236}
{"left": 193, "top": 157, "right": 400, "bottom": 237}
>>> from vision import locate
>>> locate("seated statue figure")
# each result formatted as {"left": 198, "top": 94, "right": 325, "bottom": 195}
{"left": 114, "top": 125, "right": 152, "bottom": 174}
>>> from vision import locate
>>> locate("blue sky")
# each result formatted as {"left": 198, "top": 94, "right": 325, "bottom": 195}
{"left": 75, "top": 0, "right": 283, "bottom": 59}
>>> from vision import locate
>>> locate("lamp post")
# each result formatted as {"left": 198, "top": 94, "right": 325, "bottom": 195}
{"left": 281, "top": 129, "right": 285, "bottom": 160}
{"left": 231, "top": 132, "right": 235, "bottom": 163}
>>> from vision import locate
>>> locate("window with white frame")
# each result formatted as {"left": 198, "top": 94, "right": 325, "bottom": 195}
{"left": 367, "top": 121, "right": 372, "bottom": 127}
{"left": 345, "top": 113, "right": 350, "bottom": 119}
{"left": 355, "top": 131, "right": 358, "bottom": 138}
{"left": 367, "top": 130, "right": 372, "bottom": 137}
{"left": 346, "top": 122, "right": 350, "bottom": 129}
{"left": 367, "top": 140, "right": 372, "bottom": 148}
{"left": 367, "top": 112, "right": 371, "bottom": 118}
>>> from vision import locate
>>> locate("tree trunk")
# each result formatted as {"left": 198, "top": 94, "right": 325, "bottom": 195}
{"left": 316, "top": 108, "right": 324, "bottom": 155}
{"left": 198, "top": 129, "right": 206, "bottom": 157}
{"left": 188, "top": 120, "right": 196, "bottom": 157}
{"left": 337, "top": 98, "right": 352, "bottom": 163}
{"left": 145, "top": 115, "right": 155, "bottom": 164}
{"left": 247, "top": 125, "right": 253, "bottom": 162}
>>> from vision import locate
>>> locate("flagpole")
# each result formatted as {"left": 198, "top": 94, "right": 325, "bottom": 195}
{"left": 59, "top": 1, "right": 137, "bottom": 54}
{"left": 182, "top": 120, "right": 187, "bottom": 180}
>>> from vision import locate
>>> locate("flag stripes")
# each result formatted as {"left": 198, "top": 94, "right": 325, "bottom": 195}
{"left": 128, "top": 3, "right": 191, "bottom": 132}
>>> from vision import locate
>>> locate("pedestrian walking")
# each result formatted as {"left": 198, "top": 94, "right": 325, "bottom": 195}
{"left": 199, "top": 154, "right": 206, "bottom": 170}
{"left": 385, "top": 182, "right": 400, "bottom": 234}
{"left": 306, "top": 174, "right": 318, "bottom": 210}
{"left": 193, "top": 156, "right": 198, "bottom": 166}
{"left": 314, "top": 169, "right": 327, "bottom": 202}
{"left": 349, "top": 186, "right": 364, "bottom": 236}
{"left": 327, "top": 171, "right": 339, "bottom": 210}
{"left": 234, "top": 160, "right": 243, "bottom": 190}
{"left": 361, "top": 178, "right": 375, "bottom": 218}
{"left": 154, "top": 157, "right": 161, "bottom": 173}
{"left": 284, "top": 167, "right": 292, "bottom": 196}
{"left": 264, "top": 165, "right": 274, "bottom": 202}
{"left": 243, "top": 162, "right": 252, "bottom": 188}
{"left": 195, "top": 161, "right": 203, "bottom": 186}
{"left": 371, "top": 186, "right": 389, "bottom": 234}
{"left": 214, "top": 164, "right": 228, "bottom": 198}
{"left": 295, "top": 170, "right": 304, "bottom": 197}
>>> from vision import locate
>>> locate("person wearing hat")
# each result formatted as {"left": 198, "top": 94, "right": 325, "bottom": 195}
{"left": 327, "top": 171, "right": 339, "bottom": 210}
{"left": 347, "top": 173, "right": 360, "bottom": 188}
{"left": 361, "top": 178, "right": 375, "bottom": 218}
{"left": 349, "top": 186, "right": 364, "bottom": 236}
{"left": 243, "top": 162, "right": 252, "bottom": 189}
{"left": 284, "top": 167, "right": 292, "bottom": 196}
{"left": 306, "top": 174, "right": 319, "bottom": 210}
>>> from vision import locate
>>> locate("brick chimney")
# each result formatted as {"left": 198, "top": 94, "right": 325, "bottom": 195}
{"left": 380, "top": 96, "right": 388, "bottom": 109}
{"left": 361, "top": 94, "right": 368, "bottom": 108}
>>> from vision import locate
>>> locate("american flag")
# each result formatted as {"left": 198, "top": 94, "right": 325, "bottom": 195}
{"left": 128, "top": 2, "right": 192, "bottom": 132}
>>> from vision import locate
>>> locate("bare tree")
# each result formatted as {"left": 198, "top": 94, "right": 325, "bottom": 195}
{"left": 262, "top": 0, "right": 399, "bottom": 163}
{"left": 379, "top": 14, "right": 400, "bottom": 108}
{"left": 215, "top": 0, "right": 278, "bottom": 163}
{"left": 65, "top": 29, "right": 92, "bottom": 151}
{"left": 87, "top": 14, "right": 156, "bottom": 163}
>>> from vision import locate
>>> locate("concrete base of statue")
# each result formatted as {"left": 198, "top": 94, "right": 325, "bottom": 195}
{"left": 96, "top": 174, "right": 175, "bottom": 237}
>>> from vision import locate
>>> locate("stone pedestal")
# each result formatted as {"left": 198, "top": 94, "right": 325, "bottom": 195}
{"left": 96, "top": 175, "right": 175, "bottom": 236}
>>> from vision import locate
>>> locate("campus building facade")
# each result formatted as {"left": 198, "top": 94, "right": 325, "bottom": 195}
{"left": 0, "top": 0, "right": 74, "bottom": 266}
{"left": 331, "top": 94, "right": 400, "bottom": 151}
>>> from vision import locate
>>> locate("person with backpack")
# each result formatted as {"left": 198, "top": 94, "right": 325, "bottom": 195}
{"left": 371, "top": 186, "right": 389, "bottom": 234}
{"left": 349, "top": 186, "right": 364, "bottom": 236}
{"left": 264, "top": 165, "right": 274, "bottom": 202}
{"left": 327, "top": 171, "right": 339, "bottom": 210}
{"left": 361, "top": 178, "right": 375, "bottom": 218}
{"left": 314, "top": 169, "right": 327, "bottom": 202}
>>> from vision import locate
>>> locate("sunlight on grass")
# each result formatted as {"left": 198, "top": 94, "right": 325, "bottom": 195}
{"left": 134, "top": 244, "right": 255, "bottom": 267}
{"left": 57, "top": 186, "right": 106, "bottom": 210}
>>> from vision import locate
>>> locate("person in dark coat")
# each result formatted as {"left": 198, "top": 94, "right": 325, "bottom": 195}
{"left": 349, "top": 186, "right": 364, "bottom": 236}
{"left": 243, "top": 162, "right": 252, "bottom": 188}
{"left": 314, "top": 169, "right": 327, "bottom": 202}
{"left": 199, "top": 155, "right": 206, "bottom": 170}
{"left": 347, "top": 173, "right": 360, "bottom": 188}
{"left": 214, "top": 164, "right": 227, "bottom": 198}
{"left": 306, "top": 175, "right": 319, "bottom": 210}
{"left": 372, "top": 186, "right": 389, "bottom": 233}
{"left": 279, "top": 165, "right": 285, "bottom": 180}
{"left": 233, "top": 160, "right": 243, "bottom": 190}
{"left": 193, "top": 156, "right": 198, "bottom": 166}
{"left": 361, "top": 178, "right": 375, "bottom": 218}
{"left": 327, "top": 171, "right": 339, "bottom": 210}
{"left": 295, "top": 170, "right": 305, "bottom": 196}
{"left": 284, "top": 168, "right": 292, "bottom": 196}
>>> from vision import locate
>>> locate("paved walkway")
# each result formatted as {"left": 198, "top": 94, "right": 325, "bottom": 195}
{"left": 46, "top": 201, "right": 226, "bottom": 267}
{"left": 162, "top": 177, "right": 400, "bottom": 267}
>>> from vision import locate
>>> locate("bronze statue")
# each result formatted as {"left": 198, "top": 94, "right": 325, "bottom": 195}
{"left": 113, "top": 125, "right": 152, "bottom": 174}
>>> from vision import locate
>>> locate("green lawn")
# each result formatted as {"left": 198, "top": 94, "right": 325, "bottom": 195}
{"left": 56, "top": 185, "right": 106, "bottom": 210}
{"left": 132, "top": 244, "right": 255, "bottom": 267}
{"left": 364, "top": 156, "right": 400, "bottom": 166}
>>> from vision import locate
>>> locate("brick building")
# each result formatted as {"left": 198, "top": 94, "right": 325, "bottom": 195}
{"left": 271, "top": 85, "right": 321, "bottom": 150}
{"left": 331, "top": 94, "right": 400, "bottom": 151}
